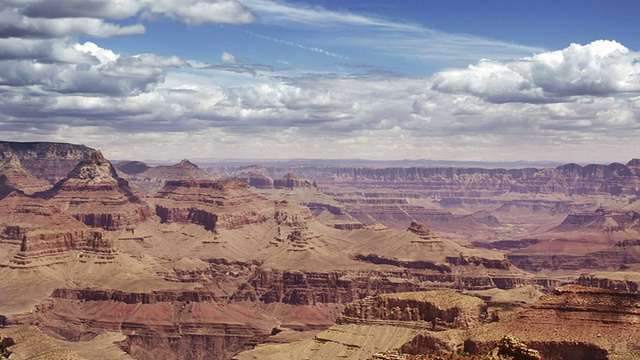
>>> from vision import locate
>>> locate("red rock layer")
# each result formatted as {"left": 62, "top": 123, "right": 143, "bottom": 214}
{"left": 154, "top": 179, "right": 273, "bottom": 231}
{"left": 37, "top": 151, "right": 151, "bottom": 230}
{"left": 0, "top": 141, "right": 93, "bottom": 184}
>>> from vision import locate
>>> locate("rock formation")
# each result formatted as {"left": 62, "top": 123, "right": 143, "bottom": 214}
{"left": 274, "top": 173, "right": 315, "bottom": 189}
{"left": 0, "top": 155, "right": 51, "bottom": 197}
{"left": 338, "top": 291, "right": 488, "bottom": 330}
{"left": 0, "top": 192, "right": 116, "bottom": 267}
{"left": 118, "top": 159, "right": 212, "bottom": 194}
{"left": 4, "top": 142, "right": 640, "bottom": 359}
{"left": 154, "top": 179, "right": 273, "bottom": 232}
{"left": 0, "top": 141, "right": 93, "bottom": 184}
{"left": 36, "top": 151, "right": 151, "bottom": 231}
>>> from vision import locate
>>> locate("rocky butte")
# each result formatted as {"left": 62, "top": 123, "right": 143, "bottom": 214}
{"left": 0, "top": 141, "right": 639, "bottom": 359}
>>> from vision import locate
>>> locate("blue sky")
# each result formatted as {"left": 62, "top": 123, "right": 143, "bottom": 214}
{"left": 1, "top": 0, "right": 640, "bottom": 163}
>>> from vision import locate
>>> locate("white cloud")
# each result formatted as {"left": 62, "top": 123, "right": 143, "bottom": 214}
{"left": 221, "top": 52, "right": 237, "bottom": 64}
{"left": 431, "top": 40, "right": 640, "bottom": 103}
{"left": 0, "top": 41, "right": 186, "bottom": 95}
{"left": 144, "top": 0, "right": 256, "bottom": 25}
{"left": 0, "top": 8, "right": 145, "bottom": 38}
{"left": 2, "top": 0, "right": 256, "bottom": 27}
{"left": 241, "top": 0, "right": 545, "bottom": 65}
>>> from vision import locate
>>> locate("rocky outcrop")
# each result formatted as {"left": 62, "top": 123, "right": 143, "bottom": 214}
{"left": 576, "top": 274, "right": 640, "bottom": 292}
{"left": 0, "top": 141, "right": 93, "bottom": 184}
{"left": 36, "top": 151, "right": 151, "bottom": 230}
{"left": 36, "top": 292, "right": 274, "bottom": 360}
{"left": 338, "top": 291, "right": 488, "bottom": 330}
{"left": 274, "top": 173, "right": 315, "bottom": 189}
{"left": 461, "top": 285, "right": 639, "bottom": 359}
{"left": 0, "top": 326, "right": 81, "bottom": 359}
{"left": 233, "top": 173, "right": 274, "bottom": 189}
{"left": 10, "top": 229, "right": 115, "bottom": 267}
{"left": 508, "top": 247, "right": 640, "bottom": 272}
{"left": 120, "top": 159, "right": 212, "bottom": 194}
{"left": 154, "top": 179, "right": 273, "bottom": 231}
{"left": 0, "top": 155, "right": 51, "bottom": 196}
{"left": 241, "top": 268, "right": 553, "bottom": 306}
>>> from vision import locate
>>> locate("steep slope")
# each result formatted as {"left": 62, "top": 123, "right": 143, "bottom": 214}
{"left": 36, "top": 151, "right": 151, "bottom": 231}
{"left": 0, "top": 191, "right": 116, "bottom": 268}
{"left": 0, "top": 141, "right": 93, "bottom": 183}
{"left": 0, "top": 154, "right": 51, "bottom": 197}
{"left": 349, "top": 221, "right": 509, "bottom": 272}
{"left": 121, "top": 159, "right": 212, "bottom": 194}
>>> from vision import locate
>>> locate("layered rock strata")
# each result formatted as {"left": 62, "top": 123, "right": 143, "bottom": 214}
{"left": 338, "top": 290, "right": 488, "bottom": 330}
{"left": 36, "top": 151, "right": 151, "bottom": 231}
{"left": 460, "top": 286, "right": 640, "bottom": 359}
{"left": 0, "top": 155, "right": 51, "bottom": 196}
{"left": 154, "top": 179, "right": 273, "bottom": 232}
{"left": 242, "top": 268, "right": 558, "bottom": 306}
{"left": 119, "top": 159, "right": 212, "bottom": 194}
{"left": 0, "top": 141, "right": 93, "bottom": 184}
{"left": 0, "top": 192, "right": 117, "bottom": 267}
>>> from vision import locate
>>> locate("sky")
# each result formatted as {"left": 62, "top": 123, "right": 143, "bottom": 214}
{"left": 1, "top": 0, "right": 640, "bottom": 163}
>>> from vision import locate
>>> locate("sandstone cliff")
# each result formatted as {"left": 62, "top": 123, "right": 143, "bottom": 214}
{"left": 0, "top": 155, "right": 51, "bottom": 196}
{"left": 154, "top": 179, "right": 272, "bottom": 232}
{"left": 118, "top": 159, "right": 212, "bottom": 194}
{"left": 0, "top": 141, "right": 93, "bottom": 184}
{"left": 36, "top": 151, "right": 151, "bottom": 231}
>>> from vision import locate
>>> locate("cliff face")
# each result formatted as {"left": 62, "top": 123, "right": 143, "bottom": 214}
{"left": 338, "top": 290, "right": 488, "bottom": 330}
{"left": 35, "top": 291, "right": 275, "bottom": 360}
{"left": 241, "top": 268, "right": 556, "bottom": 306}
{"left": 0, "top": 192, "right": 117, "bottom": 267}
{"left": 154, "top": 179, "right": 272, "bottom": 231}
{"left": 0, "top": 141, "right": 93, "bottom": 184}
{"left": 37, "top": 151, "right": 151, "bottom": 230}
{"left": 117, "top": 159, "right": 212, "bottom": 194}
{"left": 217, "top": 160, "right": 640, "bottom": 198}
{"left": 10, "top": 229, "right": 115, "bottom": 267}
{"left": 273, "top": 173, "right": 315, "bottom": 189}
{"left": 326, "top": 161, "right": 640, "bottom": 197}
{"left": 0, "top": 155, "right": 51, "bottom": 196}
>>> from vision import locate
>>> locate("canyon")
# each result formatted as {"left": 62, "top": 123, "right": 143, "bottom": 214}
{"left": 0, "top": 140, "right": 639, "bottom": 359}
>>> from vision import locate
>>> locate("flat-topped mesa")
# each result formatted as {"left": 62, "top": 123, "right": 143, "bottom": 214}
{"left": 338, "top": 290, "right": 488, "bottom": 330}
{"left": 0, "top": 141, "right": 94, "bottom": 184}
{"left": 154, "top": 179, "right": 273, "bottom": 231}
{"left": 274, "top": 172, "right": 316, "bottom": 189}
{"left": 36, "top": 150, "right": 151, "bottom": 231}
{"left": 233, "top": 172, "right": 274, "bottom": 189}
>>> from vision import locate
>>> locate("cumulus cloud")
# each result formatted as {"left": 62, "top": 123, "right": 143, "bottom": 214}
{"left": 431, "top": 40, "right": 640, "bottom": 103}
{"left": 221, "top": 52, "right": 237, "bottom": 64}
{"left": 3, "top": 0, "right": 256, "bottom": 24}
{"left": 0, "top": 8, "right": 145, "bottom": 38}
{"left": 0, "top": 41, "right": 187, "bottom": 95}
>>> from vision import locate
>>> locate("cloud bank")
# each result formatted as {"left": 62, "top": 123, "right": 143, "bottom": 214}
{"left": 0, "top": 0, "right": 638, "bottom": 163}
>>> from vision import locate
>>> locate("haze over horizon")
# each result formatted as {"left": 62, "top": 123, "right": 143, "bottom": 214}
{"left": 1, "top": 0, "right": 639, "bottom": 163}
